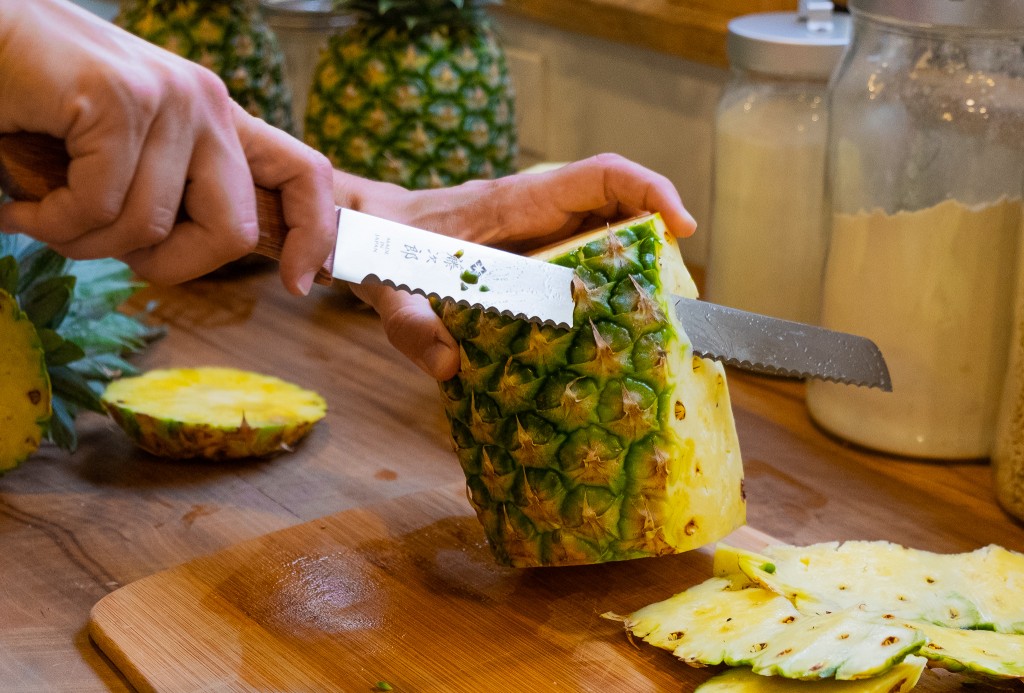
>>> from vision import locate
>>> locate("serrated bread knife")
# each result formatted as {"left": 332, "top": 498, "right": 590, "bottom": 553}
{"left": 0, "top": 132, "right": 891, "bottom": 390}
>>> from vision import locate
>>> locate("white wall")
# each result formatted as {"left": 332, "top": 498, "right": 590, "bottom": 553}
{"left": 494, "top": 13, "right": 729, "bottom": 267}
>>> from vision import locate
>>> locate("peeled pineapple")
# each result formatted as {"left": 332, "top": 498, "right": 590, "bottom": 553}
{"left": 434, "top": 214, "right": 746, "bottom": 567}
{"left": 0, "top": 290, "right": 51, "bottom": 471}
{"left": 102, "top": 367, "right": 326, "bottom": 460}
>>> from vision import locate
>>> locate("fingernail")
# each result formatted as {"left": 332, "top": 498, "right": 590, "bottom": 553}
{"left": 423, "top": 340, "right": 458, "bottom": 380}
{"left": 297, "top": 270, "right": 316, "bottom": 296}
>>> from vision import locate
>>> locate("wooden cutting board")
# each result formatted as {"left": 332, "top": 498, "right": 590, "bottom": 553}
{"left": 88, "top": 486, "right": 981, "bottom": 693}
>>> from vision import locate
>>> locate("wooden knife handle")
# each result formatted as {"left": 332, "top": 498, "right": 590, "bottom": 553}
{"left": 0, "top": 131, "right": 333, "bottom": 286}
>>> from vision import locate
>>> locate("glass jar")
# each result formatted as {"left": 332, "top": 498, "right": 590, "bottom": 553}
{"left": 806, "top": 0, "right": 1024, "bottom": 459}
{"left": 706, "top": 7, "right": 850, "bottom": 324}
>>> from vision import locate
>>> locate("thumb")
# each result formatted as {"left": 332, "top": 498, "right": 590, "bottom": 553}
{"left": 350, "top": 282, "right": 460, "bottom": 381}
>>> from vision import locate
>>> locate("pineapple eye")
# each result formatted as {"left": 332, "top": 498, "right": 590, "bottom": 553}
{"left": 781, "top": 616, "right": 796, "bottom": 624}
{"left": 881, "top": 636, "right": 899, "bottom": 646}
{"left": 674, "top": 401, "right": 686, "bottom": 420}
{"left": 684, "top": 519, "right": 698, "bottom": 535}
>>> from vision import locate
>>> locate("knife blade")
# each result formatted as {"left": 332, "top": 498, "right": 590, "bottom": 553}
{"left": 0, "top": 131, "right": 891, "bottom": 389}
{"left": 675, "top": 297, "right": 892, "bottom": 391}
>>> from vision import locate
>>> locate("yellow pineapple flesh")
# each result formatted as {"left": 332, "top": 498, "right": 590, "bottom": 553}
{"left": 0, "top": 289, "right": 51, "bottom": 471}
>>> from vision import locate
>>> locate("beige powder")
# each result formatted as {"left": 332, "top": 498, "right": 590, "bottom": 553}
{"left": 807, "top": 197, "right": 1022, "bottom": 459}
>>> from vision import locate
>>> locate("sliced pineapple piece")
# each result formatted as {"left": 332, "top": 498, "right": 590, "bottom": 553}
{"left": 434, "top": 214, "right": 745, "bottom": 567}
{"left": 694, "top": 655, "right": 927, "bottom": 692}
{"left": 717, "top": 542, "right": 1024, "bottom": 633}
{"left": 0, "top": 289, "right": 51, "bottom": 472}
{"left": 617, "top": 577, "right": 924, "bottom": 681}
{"left": 102, "top": 367, "right": 326, "bottom": 460}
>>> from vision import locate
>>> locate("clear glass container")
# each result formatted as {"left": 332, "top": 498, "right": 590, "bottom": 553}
{"left": 706, "top": 9, "right": 850, "bottom": 324}
{"left": 806, "top": 0, "right": 1024, "bottom": 459}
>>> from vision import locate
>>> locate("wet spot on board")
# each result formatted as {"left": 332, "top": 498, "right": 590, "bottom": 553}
{"left": 181, "top": 504, "right": 217, "bottom": 528}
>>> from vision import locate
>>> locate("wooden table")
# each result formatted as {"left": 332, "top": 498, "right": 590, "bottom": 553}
{"left": 2, "top": 266, "right": 1021, "bottom": 691}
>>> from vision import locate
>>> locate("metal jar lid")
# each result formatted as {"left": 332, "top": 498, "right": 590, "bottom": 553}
{"left": 258, "top": 0, "right": 350, "bottom": 30}
{"left": 728, "top": 11, "right": 852, "bottom": 80}
{"left": 848, "top": 0, "right": 1024, "bottom": 30}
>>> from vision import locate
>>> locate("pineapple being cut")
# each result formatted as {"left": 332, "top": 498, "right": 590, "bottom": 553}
{"left": 102, "top": 367, "right": 327, "bottom": 460}
{"left": 434, "top": 214, "right": 746, "bottom": 567}
{"left": 694, "top": 656, "right": 927, "bottom": 693}
{"left": 305, "top": 0, "right": 517, "bottom": 189}
{"left": 0, "top": 290, "right": 51, "bottom": 472}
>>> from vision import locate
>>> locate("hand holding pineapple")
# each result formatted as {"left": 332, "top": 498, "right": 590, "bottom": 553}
{"left": 339, "top": 155, "right": 697, "bottom": 380}
{"left": 0, "top": 0, "right": 335, "bottom": 296}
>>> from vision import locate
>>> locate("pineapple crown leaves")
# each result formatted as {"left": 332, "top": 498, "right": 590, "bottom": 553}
{"left": 0, "top": 234, "right": 163, "bottom": 452}
{"left": 334, "top": 0, "right": 501, "bottom": 38}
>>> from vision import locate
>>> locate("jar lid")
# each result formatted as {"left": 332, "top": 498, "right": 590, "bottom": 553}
{"left": 848, "top": 0, "right": 1024, "bottom": 30}
{"left": 258, "top": 0, "right": 351, "bottom": 30}
{"left": 728, "top": 12, "right": 852, "bottom": 80}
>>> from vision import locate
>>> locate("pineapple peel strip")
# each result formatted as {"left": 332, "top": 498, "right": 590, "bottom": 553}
{"left": 713, "top": 541, "right": 1024, "bottom": 680}
{"left": 693, "top": 655, "right": 928, "bottom": 693}
{"left": 620, "top": 577, "right": 925, "bottom": 681}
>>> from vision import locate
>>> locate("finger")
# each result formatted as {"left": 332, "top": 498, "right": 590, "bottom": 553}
{"left": 46, "top": 109, "right": 191, "bottom": 260}
{"left": 235, "top": 106, "right": 336, "bottom": 295}
{"left": 351, "top": 282, "right": 460, "bottom": 381}
{"left": 124, "top": 116, "right": 259, "bottom": 283}
{"left": 540, "top": 154, "right": 697, "bottom": 237}
{"left": 0, "top": 71, "right": 157, "bottom": 244}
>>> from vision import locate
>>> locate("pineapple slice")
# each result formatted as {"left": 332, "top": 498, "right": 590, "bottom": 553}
{"left": 434, "top": 214, "right": 745, "bottom": 567}
{"left": 616, "top": 577, "right": 924, "bottom": 681}
{"left": 717, "top": 542, "right": 1024, "bottom": 633}
{"left": 102, "top": 367, "right": 326, "bottom": 460}
{"left": 694, "top": 656, "right": 927, "bottom": 692}
{"left": 0, "top": 289, "right": 51, "bottom": 471}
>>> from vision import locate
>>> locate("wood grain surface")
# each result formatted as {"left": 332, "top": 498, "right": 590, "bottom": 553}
{"left": 2, "top": 267, "right": 1022, "bottom": 691}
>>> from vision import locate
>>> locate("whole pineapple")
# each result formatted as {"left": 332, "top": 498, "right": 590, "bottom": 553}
{"left": 434, "top": 214, "right": 746, "bottom": 567}
{"left": 305, "top": 0, "right": 517, "bottom": 189}
{"left": 115, "top": 0, "right": 295, "bottom": 134}
{"left": 0, "top": 235, "right": 160, "bottom": 472}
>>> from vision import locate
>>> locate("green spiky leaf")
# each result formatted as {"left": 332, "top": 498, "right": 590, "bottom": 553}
{"left": 0, "top": 255, "right": 17, "bottom": 294}
{"left": 21, "top": 275, "right": 75, "bottom": 329}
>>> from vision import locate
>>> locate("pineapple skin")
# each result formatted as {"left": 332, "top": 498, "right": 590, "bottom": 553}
{"left": 115, "top": 0, "right": 295, "bottom": 134}
{"left": 304, "top": 24, "right": 517, "bottom": 189}
{"left": 0, "top": 290, "right": 51, "bottom": 472}
{"left": 102, "top": 367, "right": 327, "bottom": 460}
{"left": 435, "top": 214, "right": 746, "bottom": 567}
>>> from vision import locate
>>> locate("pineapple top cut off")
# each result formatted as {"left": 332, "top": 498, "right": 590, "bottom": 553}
{"left": 434, "top": 214, "right": 746, "bottom": 567}
{"left": 102, "top": 367, "right": 327, "bottom": 460}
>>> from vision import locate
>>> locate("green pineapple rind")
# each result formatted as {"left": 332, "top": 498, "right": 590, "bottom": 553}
{"left": 621, "top": 576, "right": 925, "bottom": 681}
{"left": 0, "top": 235, "right": 160, "bottom": 459}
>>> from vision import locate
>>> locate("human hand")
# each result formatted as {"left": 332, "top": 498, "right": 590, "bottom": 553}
{"left": 335, "top": 154, "right": 696, "bottom": 380}
{"left": 0, "top": 0, "right": 335, "bottom": 295}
